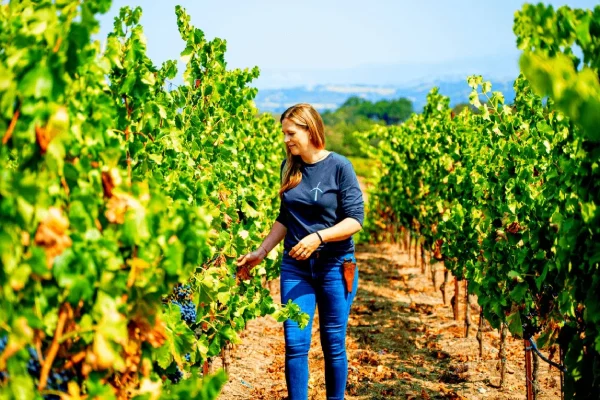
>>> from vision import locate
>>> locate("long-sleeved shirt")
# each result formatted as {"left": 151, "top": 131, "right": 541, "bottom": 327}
{"left": 276, "top": 152, "right": 364, "bottom": 254}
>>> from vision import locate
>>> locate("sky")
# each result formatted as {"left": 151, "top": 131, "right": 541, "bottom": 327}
{"left": 96, "top": 0, "right": 598, "bottom": 88}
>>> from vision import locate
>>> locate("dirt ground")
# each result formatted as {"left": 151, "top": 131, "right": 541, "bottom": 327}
{"left": 214, "top": 243, "right": 562, "bottom": 399}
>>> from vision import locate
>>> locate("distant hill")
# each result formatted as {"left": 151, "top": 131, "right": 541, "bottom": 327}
{"left": 254, "top": 78, "right": 516, "bottom": 114}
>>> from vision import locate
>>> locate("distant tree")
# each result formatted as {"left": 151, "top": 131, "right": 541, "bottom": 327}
{"left": 320, "top": 96, "right": 414, "bottom": 156}
{"left": 341, "top": 96, "right": 369, "bottom": 108}
{"left": 335, "top": 96, "right": 413, "bottom": 125}
{"left": 376, "top": 98, "right": 413, "bottom": 124}
{"left": 452, "top": 102, "right": 479, "bottom": 115}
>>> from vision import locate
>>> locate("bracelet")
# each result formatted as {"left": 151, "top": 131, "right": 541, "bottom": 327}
{"left": 259, "top": 246, "right": 268, "bottom": 257}
{"left": 315, "top": 231, "right": 324, "bottom": 244}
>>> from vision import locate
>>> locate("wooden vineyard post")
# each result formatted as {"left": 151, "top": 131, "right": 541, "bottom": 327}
{"left": 221, "top": 343, "right": 232, "bottom": 374}
{"left": 398, "top": 226, "right": 402, "bottom": 250}
{"left": 440, "top": 269, "right": 449, "bottom": 304}
{"left": 420, "top": 244, "right": 426, "bottom": 274}
{"left": 452, "top": 277, "right": 460, "bottom": 321}
{"left": 202, "top": 359, "right": 211, "bottom": 377}
{"left": 532, "top": 344, "right": 539, "bottom": 398}
{"left": 414, "top": 237, "right": 419, "bottom": 268}
{"left": 411, "top": 234, "right": 415, "bottom": 265}
{"left": 398, "top": 226, "right": 404, "bottom": 250}
{"left": 394, "top": 224, "right": 402, "bottom": 248}
{"left": 464, "top": 280, "right": 471, "bottom": 338}
{"left": 524, "top": 339, "right": 534, "bottom": 400}
{"left": 477, "top": 308, "right": 484, "bottom": 358}
{"left": 412, "top": 234, "right": 416, "bottom": 267}
{"left": 560, "top": 346, "right": 565, "bottom": 400}
{"left": 407, "top": 231, "right": 412, "bottom": 261}
{"left": 430, "top": 254, "right": 437, "bottom": 290}
{"left": 499, "top": 323, "right": 508, "bottom": 388}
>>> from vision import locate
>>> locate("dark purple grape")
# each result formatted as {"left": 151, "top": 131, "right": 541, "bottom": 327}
{"left": 167, "top": 366, "right": 184, "bottom": 384}
{"left": 180, "top": 301, "right": 197, "bottom": 324}
{"left": 171, "top": 300, "right": 197, "bottom": 325}
{"left": 174, "top": 285, "right": 192, "bottom": 301}
{"left": 27, "top": 347, "right": 41, "bottom": 376}
{"left": 0, "top": 335, "right": 8, "bottom": 380}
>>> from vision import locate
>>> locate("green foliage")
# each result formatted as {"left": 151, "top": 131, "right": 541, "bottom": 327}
{"left": 347, "top": 156, "right": 380, "bottom": 182}
{"left": 514, "top": 4, "right": 600, "bottom": 397}
{"left": 272, "top": 299, "right": 310, "bottom": 329}
{"left": 515, "top": 4, "right": 600, "bottom": 141}
{"left": 0, "top": 1, "right": 305, "bottom": 398}
{"left": 159, "top": 369, "right": 227, "bottom": 399}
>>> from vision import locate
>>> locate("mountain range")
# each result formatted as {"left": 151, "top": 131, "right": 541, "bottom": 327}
{"left": 251, "top": 54, "right": 521, "bottom": 113}
{"left": 253, "top": 77, "right": 517, "bottom": 114}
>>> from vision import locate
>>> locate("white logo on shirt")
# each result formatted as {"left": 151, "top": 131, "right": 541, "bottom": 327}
{"left": 310, "top": 182, "right": 323, "bottom": 201}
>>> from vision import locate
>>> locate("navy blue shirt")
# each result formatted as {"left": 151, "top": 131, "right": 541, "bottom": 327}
{"left": 276, "top": 152, "right": 364, "bottom": 254}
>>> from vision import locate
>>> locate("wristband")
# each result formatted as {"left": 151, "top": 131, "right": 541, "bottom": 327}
{"left": 315, "top": 231, "right": 324, "bottom": 244}
{"left": 259, "top": 246, "right": 268, "bottom": 257}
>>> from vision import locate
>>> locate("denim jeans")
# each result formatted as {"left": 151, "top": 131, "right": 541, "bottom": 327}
{"left": 280, "top": 250, "right": 359, "bottom": 400}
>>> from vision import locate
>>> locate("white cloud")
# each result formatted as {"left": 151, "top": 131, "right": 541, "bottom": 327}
{"left": 322, "top": 85, "right": 397, "bottom": 95}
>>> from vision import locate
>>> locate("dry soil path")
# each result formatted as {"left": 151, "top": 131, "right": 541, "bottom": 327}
{"left": 215, "top": 243, "right": 562, "bottom": 400}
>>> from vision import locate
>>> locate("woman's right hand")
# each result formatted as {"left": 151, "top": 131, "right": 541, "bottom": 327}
{"left": 236, "top": 249, "right": 266, "bottom": 280}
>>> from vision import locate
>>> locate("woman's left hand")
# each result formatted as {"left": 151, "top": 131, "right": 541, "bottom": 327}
{"left": 289, "top": 232, "right": 321, "bottom": 260}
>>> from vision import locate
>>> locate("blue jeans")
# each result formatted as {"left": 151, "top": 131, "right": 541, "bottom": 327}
{"left": 280, "top": 250, "right": 359, "bottom": 400}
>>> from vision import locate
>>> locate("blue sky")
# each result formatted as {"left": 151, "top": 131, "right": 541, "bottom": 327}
{"left": 96, "top": 1, "right": 598, "bottom": 88}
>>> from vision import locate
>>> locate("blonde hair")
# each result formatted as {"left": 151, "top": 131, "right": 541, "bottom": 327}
{"left": 279, "top": 103, "right": 326, "bottom": 197}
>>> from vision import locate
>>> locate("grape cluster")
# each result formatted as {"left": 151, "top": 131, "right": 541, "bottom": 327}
{"left": 174, "top": 285, "right": 192, "bottom": 300}
{"left": 169, "top": 284, "right": 197, "bottom": 325}
{"left": 574, "top": 304, "right": 586, "bottom": 332}
{"left": 0, "top": 336, "right": 7, "bottom": 381}
{"left": 26, "top": 346, "right": 73, "bottom": 399}
{"left": 542, "top": 284, "right": 558, "bottom": 299}
{"left": 160, "top": 285, "right": 197, "bottom": 385}
{"left": 167, "top": 366, "right": 184, "bottom": 384}
{"left": 172, "top": 300, "right": 197, "bottom": 325}
{"left": 533, "top": 284, "right": 560, "bottom": 327}
{"left": 0, "top": 336, "right": 73, "bottom": 399}
{"left": 522, "top": 310, "right": 543, "bottom": 339}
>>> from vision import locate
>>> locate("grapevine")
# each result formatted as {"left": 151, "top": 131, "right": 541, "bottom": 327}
{"left": 359, "top": 4, "right": 600, "bottom": 398}
{"left": 0, "top": 1, "right": 305, "bottom": 398}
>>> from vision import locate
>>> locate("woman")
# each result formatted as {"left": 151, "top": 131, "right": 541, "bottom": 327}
{"left": 236, "top": 103, "right": 364, "bottom": 400}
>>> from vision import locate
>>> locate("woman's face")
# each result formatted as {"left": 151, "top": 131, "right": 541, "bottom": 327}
{"left": 282, "top": 118, "right": 313, "bottom": 156}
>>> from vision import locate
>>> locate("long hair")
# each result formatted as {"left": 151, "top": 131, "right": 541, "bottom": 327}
{"left": 279, "top": 103, "right": 326, "bottom": 198}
